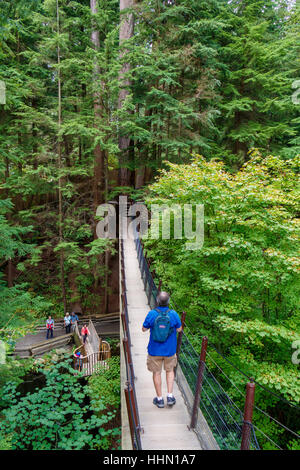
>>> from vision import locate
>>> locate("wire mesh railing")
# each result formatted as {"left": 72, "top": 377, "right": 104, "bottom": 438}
{"left": 135, "top": 237, "right": 158, "bottom": 310}
{"left": 133, "top": 223, "right": 261, "bottom": 450}
{"left": 120, "top": 236, "right": 142, "bottom": 450}
{"left": 179, "top": 332, "right": 259, "bottom": 450}
{"left": 128, "top": 201, "right": 300, "bottom": 450}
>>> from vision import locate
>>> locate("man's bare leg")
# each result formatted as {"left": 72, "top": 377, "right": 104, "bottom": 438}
{"left": 166, "top": 369, "right": 175, "bottom": 394}
{"left": 153, "top": 372, "right": 162, "bottom": 397}
{"left": 166, "top": 369, "right": 176, "bottom": 406}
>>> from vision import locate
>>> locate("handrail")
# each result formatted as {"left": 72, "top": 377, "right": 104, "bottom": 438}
{"left": 132, "top": 221, "right": 261, "bottom": 450}
{"left": 87, "top": 319, "right": 101, "bottom": 354}
{"left": 73, "top": 340, "right": 111, "bottom": 362}
{"left": 130, "top": 200, "right": 299, "bottom": 450}
{"left": 73, "top": 351, "right": 110, "bottom": 375}
{"left": 120, "top": 223, "right": 142, "bottom": 450}
{"left": 72, "top": 320, "right": 111, "bottom": 376}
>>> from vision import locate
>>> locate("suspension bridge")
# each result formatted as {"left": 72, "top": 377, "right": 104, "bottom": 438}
{"left": 120, "top": 202, "right": 300, "bottom": 451}
{"left": 11, "top": 199, "right": 300, "bottom": 450}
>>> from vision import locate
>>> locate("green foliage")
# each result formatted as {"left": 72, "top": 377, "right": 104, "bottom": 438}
{"left": 0, "top": 199, "right": 52, "bottom": 337}
{"left": 1, "top": 0, "right": 298, "bottom": 315}
{"left": 0, "top": 434, "right": 12, "bottom": 450}
{"left": 0, "top": 0, "right": 120, "bottom": 313}
{"left": 0, "top": 358, "right": 119, "bottom": 450}
{"left": 88, "top": 356, "right": 120, "bottom": 410}
{"left": 0, "top": 0, "right": 298, "bottom": 451}
{"left": 0, "top": 199, "right": 35, "bottom": 260}
{"left": 144, "top": 151, "right": 299, "bottom": 448}
{"left": 0, "top": 357, "right": 36, "bottom": 408}
{"left": 0, "top": 276, "right": 52, "bottom": 335}
{"left": 212, "top": 0, "right": 300, "bottom": 165}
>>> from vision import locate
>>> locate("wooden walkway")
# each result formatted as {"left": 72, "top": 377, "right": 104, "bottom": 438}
{"left": 15, "top": 317, "right": 119, "bottom": 358}
{"left": 73, "top": 320, "right": 110, "bottom": 376}
{"left": 123, "top": 228, "right": 201, "bottom": 450}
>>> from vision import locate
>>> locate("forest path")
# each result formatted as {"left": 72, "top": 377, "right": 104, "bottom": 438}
{"left": 123, "top": 226, "right": 201, "bottom": 450}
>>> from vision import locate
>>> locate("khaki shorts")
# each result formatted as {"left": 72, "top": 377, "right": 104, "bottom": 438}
{"left": 147, "top": 354, "right": 177, "bottom": 373}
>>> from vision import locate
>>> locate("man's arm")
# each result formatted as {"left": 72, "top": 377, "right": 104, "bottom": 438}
{"left": 175, "top": 313, "right": 182, "bottom": 333}
{"left": 142, "top": 311, "right": 153, "bottom": 332}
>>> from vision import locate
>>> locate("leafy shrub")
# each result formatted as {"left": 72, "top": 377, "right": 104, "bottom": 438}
{"left": 88, "top": 356, "right": 120, "bottom": 410}
{"left": 0, "top": 359, "right": 118, "bottom": 450}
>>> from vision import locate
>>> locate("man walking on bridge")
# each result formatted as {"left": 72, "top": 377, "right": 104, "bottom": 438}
{"left": 142, "top": 291, "right": 182, "bottom": 408}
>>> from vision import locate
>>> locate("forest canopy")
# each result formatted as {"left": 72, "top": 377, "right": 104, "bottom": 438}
{"left": 0, "top": 0, "right": 299, "bottom": 452}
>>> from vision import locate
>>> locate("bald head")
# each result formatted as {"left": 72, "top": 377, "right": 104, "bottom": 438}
{"left": 156, "top": 291, "right": 170, "bottom": 307}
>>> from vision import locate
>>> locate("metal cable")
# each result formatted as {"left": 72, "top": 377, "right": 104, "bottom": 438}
{"left": 251, "top": 423, "right": 282, "bottom": 450}
{"left": 133, "top": 222, "right": 298, "bottom": 449}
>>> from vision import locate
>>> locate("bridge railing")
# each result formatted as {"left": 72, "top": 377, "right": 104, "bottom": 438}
{"left": 73, "top": 350, "right": 110, "bottom": 376}
{"left": 130, "top": 200, "right": 300, "bottom": 450}
{"left": 179, "top": 332, "right": 259, "bottom": 450}
{"left": 120, "top": 236, "right": 142, "bottom": 450}
{"left": 87, "top": 319, "right": 101, "bottom": 354}
{"left": 133, "top": 227, "right": 261, "bottom": 451}
{"left": 73, "top": 320, "right": 111, "bottom": 376}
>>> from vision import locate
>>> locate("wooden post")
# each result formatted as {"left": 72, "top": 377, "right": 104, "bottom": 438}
{"left": 176, "top": 311, "right": 186, "bottom": 357}
{"left": 121, "top": 310, "right": 126, "bottom": 331}
{"left": 124, "top": 385, "right": 135, "bottom": 448}
{"left": 175, "top": 311, "right": 186, "bottom": 377}
{"left": 99, "top": 337, "right": 102, "bottom": 361}
{"left": 141, "top": 255, "right": 146, "bottom": 282}
{"left": 128, "top": 382, "right": 139, "bottom": 432}
{"left": 123, "top": 336, "right": 132, "bottom": 366}
{"left": 121, "top": 311, "right": 130, "bottom": 343}
{"left": 121, "top": 292, "right": 126, "bottom": 309}
{"left": 241, "top": 381, "right": 256, "bottom": 450}
{"left": 190, "top": 336, "right": 208, "bottom": 429}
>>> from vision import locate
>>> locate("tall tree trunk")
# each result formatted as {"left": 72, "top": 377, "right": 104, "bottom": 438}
{"left": 57, "top": 0, "right": 67, "bottom": 314}
{"left": 90, "top": 0, "right": 108, "bottom": 313}
{"left": 90, "top": 0, "right": 105, "bottom": 212}
{"left": 118, "top": 0, "right": 134, "bottom": 186}
{"left": 135, "top": 165, "right": 145, "bottom": 188}
{"left": 5, "top": 150, "right": 14, "bottom": 287}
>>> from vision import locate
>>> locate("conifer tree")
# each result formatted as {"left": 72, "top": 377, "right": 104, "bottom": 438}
{"left": 212, "top": 0, "right": 300, "bottom": 166}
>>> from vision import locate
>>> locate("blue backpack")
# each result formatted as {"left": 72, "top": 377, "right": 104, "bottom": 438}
{"left": 152, "top": 308, "right": 174, "bottom": 343}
